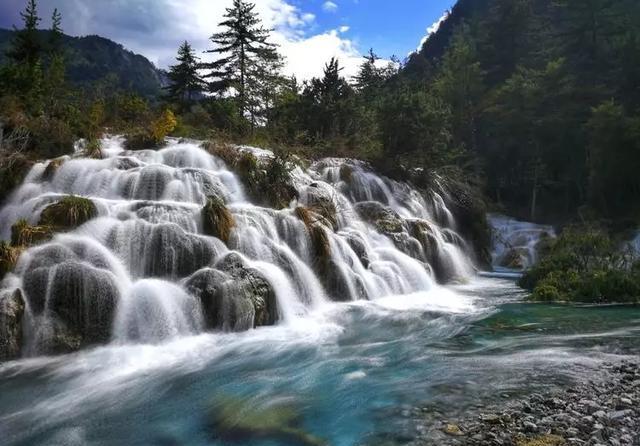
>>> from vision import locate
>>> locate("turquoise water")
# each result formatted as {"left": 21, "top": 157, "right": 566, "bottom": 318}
{"left": 1, "top": 278, "right": 639, "bottom": 446}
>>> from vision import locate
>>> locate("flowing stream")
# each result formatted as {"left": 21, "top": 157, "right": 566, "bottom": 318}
{"left": 0, "top": 138, "right": 639, "bottom": 446}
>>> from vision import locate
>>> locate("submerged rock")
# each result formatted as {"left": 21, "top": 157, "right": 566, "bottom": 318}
{"left": 207, "top": 395, "right": 326, "bottom": 446}
{"left": 0, "top": 289, "right": 25, "bottom": 360}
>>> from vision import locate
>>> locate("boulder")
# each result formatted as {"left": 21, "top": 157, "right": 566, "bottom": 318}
{"left": 207, "top": 395, "right": 326, "bottom": 446}
{"left": 216, "top": 253, "right": 277, "bottom": 329}
{"left": 186, "top": 253, "right": 278, "bottom": 331}
{"left": 20, "top": 241, "right": 121, "bottom": 354}
{"left": 0, "top": 289, "right": 25, "bottom": 361}
{"left": 354, "top": 201, "right": 405, "bottom": 234}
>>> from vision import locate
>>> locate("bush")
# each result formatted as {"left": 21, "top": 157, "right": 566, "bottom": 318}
{"left": 520, "top": 226, "right": 640, "bottom": 303}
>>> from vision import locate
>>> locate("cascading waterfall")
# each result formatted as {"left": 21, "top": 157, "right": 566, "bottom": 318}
{"left": 0, "top": 136, "right": 476, "bottom": 358}
{"left": 488, "top": 213, "right": 556, "bottom": 270}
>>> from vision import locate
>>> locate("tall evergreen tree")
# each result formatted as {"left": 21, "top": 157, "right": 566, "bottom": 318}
{"left": 166, "top": 41, "right": 204, "bottom": 105}
{"left": 204, "top": 0, "right": 282, "bottom": 121}
{"left": 6, "top": 0, "right": 42, "bottom": 67}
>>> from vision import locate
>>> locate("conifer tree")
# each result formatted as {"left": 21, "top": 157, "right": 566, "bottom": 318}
{"left": 204, "top": 0, "right": 282, "bottom": 122}
{"left": 47, "top": 8, "right": 66, "bottom": 108}
{"left": 7, "top": 0, "right": 42, "bottom": 67}
{"left": 166, "top": 41, "right": 204, "bottom": 105}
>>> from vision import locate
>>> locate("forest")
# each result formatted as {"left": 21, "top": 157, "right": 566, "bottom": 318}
{"left": 1, "top": 0, "right": 639, "bottom": 229}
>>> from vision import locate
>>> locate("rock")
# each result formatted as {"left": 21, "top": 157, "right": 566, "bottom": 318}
{"left": 607, "top": 409, "right": 633, "bottom": 421}
{"left": 0, "top": 289, "right": 25, "bottom": 360}
{"left": 19, "top": 240, "right": 121, "bottom": 354}
{"left": 207, "top": 395, "right": 326, "bottom": 446}
{"left": 443, "top": 424, "right": 464, "bottom": 436}
{"left": 214, "top": 253, "right": 278, "bottom": 329}
{"left": 38, "top": 196, "right": 97, "bottom": 231}
{"left": 354, "top": 201, "right": 405, "bottom": 235}
{"left": 523, "top": 421, "right": 538, "bottom": 432}
{"left": 480, "top": 413, "right": 501, "bottom": 424}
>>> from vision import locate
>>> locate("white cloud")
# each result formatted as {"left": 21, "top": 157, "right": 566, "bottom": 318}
{"left": 322, "top": 1, "right": 338, "bottom": 13}
{"left": 416, "top": 9, "right": 450, "bottom": 53}
{"left": 6, "top": 0, "right": 364, "bottom": 80}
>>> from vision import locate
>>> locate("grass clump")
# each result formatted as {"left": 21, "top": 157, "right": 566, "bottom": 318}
{"left": 294, "top": 206, "right": 332, "bottom": 269}
{"left": 0, "top": 241, "right": 24, "bottom": 280}
{"left": 39, "top": 196, "right": 97, "bottom": 230}
{"left": 519, "top": 226, "right": 640, "bottom": 304}
{"left": 10, "top": 218, "right": 53, "bottom": 247}
{"left": 202, "top": 195, "right": 235, "bottom": 243}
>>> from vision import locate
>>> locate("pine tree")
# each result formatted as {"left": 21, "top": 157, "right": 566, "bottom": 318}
{"left": 204, "top": 0, "right": 282, "bottom": 121}
{"left": 47, "top": 8, "right": 66, "bottom": 109}
{"left": 6, "top": 0, "right": 42, "bottom": 67}
{"left": 50, "top": 8, "right": 63, "bottom": 53}
{"left": 166, "top": 41, "right": 204, "bottom": 105}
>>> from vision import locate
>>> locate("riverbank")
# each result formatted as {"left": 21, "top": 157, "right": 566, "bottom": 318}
{"left": 417, "top": 359, "right": 640, "bottom": 446}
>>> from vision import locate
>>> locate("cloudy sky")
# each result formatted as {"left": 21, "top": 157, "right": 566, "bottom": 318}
{"left": 0, "top": 0, "right": 452, "bottom": 79}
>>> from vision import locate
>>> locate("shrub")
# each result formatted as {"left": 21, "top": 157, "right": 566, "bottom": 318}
{"left": 520, "top": 226, "right": 640, "bottom": 303}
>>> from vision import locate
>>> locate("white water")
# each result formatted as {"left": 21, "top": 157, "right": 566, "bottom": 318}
{"left": 488, "top": 213, "right": 556, "bottom": 270}
{"left": 0, "top": 136, "right": 476, "bottom": 355}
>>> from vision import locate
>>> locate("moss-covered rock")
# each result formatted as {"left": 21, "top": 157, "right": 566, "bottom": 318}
{"left": 354, "top": 201, "right": 405, "bottom": 234}
{"left": 0, "top": 289, "right": 25, "bottom": 361}
{"left": 38, "top": 196, "right": 97, "bottom": 230}
{"left": 202, "top": 196, "right": 235, "bottom": 243}
{"left": 41, "top": 157, "right": 66, "bottom": 181}
{"left": 207, "top": 395, "right": 326, "bottom": 446}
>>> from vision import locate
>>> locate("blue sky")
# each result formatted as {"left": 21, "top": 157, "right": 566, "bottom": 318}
{"left": 298, "top": 0, "right": 453, "bottom": 59}
{"left": 0, "top": 0, "right": 454, "bottom": 79}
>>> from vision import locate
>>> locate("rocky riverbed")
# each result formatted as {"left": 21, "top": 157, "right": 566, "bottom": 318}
{"left": 412, "top": 360, "right": 640, "bottom": 446}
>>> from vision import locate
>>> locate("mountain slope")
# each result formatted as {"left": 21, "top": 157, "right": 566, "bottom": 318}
{"left": 0, "top": 29, "right": 166, "bottom": 98}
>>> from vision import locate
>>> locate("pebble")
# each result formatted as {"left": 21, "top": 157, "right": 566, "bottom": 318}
{"left": 408, "top": 359, "right": 640, "bottom": 446}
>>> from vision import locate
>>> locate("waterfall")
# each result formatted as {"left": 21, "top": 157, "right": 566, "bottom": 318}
{"left": 0, "top": 136, "right": 477, "bottom": 358}
{"left": 488, "top": 213, "right": 556, "bottom": 270}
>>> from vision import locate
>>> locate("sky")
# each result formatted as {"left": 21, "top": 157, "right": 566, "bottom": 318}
{"left": 0, "top": 0, "right": 454, "bottom": 80}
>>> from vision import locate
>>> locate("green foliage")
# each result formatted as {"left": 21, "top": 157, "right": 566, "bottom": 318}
{"left": 520, "top": 226, "right": 640, "bottom": 303}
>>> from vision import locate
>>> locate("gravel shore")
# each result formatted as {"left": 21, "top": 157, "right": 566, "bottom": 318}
{"left": 412, "top": 360, "right": 640, "bottom": 446}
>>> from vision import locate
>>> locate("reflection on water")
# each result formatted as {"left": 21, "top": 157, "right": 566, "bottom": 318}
{"left": 1, "top": 278, "right": 639, "bottom": 446}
